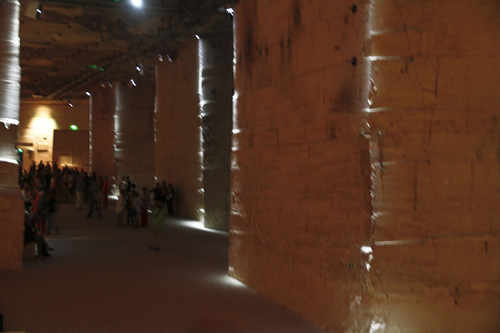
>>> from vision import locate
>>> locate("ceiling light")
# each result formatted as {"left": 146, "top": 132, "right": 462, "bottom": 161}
{"left": 195, "top": 35, "right": 200, "bottom": 40}
{"left": 69, "top": 102, "right": 74, "bottom": 107}
{"left": 130, "top": 0, "right": 142, "bottom": 8}
{"left": 85, "top": 91, "right": 91, "bottom": 96}
{"left": 130, "top": 79, "right": 137, "bottom": 87}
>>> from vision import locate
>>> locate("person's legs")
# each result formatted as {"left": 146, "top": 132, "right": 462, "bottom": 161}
{"left": 167, "top": 200, "right": 173, "bottom": 216}
{"left": 76, "top": 192, "right": 83, "bottom": 208}
{"left": 51, "top": 212, "right": 60, "bottom": 235}
{"left": 117, "top": 211, "right": 124, "bottom": 226}
{"left": 87, "top": 199, "right": 95, "bottom": 218}
{"left": 46, "top": 213, "right": 52, "bottom": 235}
{"left": 141, "top": 207, "right": 148, "bottom": 226}
{"left": 95, "top": 200, "right": 102, "bottom": 218}
{"left": 153, "top": 231, "right": 161, "bottom": 250}
{"left": 39, "top": 218, "right": 46, "bottom": 235}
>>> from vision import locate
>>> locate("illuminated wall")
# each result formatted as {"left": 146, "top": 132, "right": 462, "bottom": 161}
{"left": 0, "top": 0, "right": 24, "bottom": 270}
{"left": 155, "top": 40, "right": 203, "bottom": 220}
{"left": 18, "top": 102, "right": 89, "bottom": 170}
{"left": 114, "top": 83, "right": 155, "bottom": 191}
{"left": 90, "top": 86, "right": 116, "bottom": 180}
{"left": 199, "top": 32, "right": 233, "bottom": 231}
{"left": 230, "top": 0, "right": 500, "bottom": 332}
{"left": 229, "top": 1, "right": 372, "bottom": 331}
{"left": 366, "top": 0, "right": 500, "bottom": 331}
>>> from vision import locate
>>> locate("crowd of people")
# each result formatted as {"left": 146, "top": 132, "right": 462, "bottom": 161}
{"left": 20, "top": 160, "right": 176, "bottom": 258}
{"left": 115, "top": 175, "right": 175, "bottom": 251}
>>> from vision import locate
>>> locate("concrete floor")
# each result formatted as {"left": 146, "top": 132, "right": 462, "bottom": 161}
{"left": 0, "top": 201, "right": 325, "bottom": 333}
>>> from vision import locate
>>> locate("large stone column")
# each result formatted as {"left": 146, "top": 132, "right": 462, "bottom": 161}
{"left": 115, "top": 82, "right": 155, "bottom": 191}
{"left": 155, "top": 40, "right": 203, "bottom": 220}
{"left": 366, "top": 0, "right": 500, "bottom": 331}
{"left": 199, "top": 32, "right": 233, "bottom": 231}
{"left": 90, "top": 86, "right": 116, "bottom": 181}
{"left": 0, "top": 0, "right": 25, "bottom": 270}
{"left": 229, "top": 1, "right": 372, "bottom": 331}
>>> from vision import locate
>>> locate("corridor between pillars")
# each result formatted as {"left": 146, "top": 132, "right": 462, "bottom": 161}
{"left": 90, "top": 85, "right": 116, "bottom": 182}
{"left": 115, "top": 83, "right": 155, "bottom": 191}
{"left": 0, "top": 0, "right": 25, "bottom": 269}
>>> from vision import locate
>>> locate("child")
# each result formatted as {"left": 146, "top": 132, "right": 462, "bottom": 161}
{"left": 150, "top": 201, "right": 166, "bottom": 251}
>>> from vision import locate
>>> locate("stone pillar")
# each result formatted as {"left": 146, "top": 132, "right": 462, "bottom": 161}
{"left": 229, "top": 1, "right": 371, "bottom": 331}
{"left": 366, "top": 0, "right": 500, "bottom": 331}
{"left": 115, "top": 82, "right": 155, "bottom": 191}
{"left": 199, "top": 32, "right": 233, "bottom": 231}
{"left": 90, "top": 86, "right": 116, "bottom": 182}
{"left": 155, "top": 41, "right": 203, "bottom": 220}
{"left": 0, "top": 0, "right": 25, "bottom": 270}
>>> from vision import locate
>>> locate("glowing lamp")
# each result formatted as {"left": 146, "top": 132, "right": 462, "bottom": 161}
{"left": 130, "top": 0, "right": 142, "bottom": 7}
{"left": 70, "top": 125, "right": 78, "bottom": 130}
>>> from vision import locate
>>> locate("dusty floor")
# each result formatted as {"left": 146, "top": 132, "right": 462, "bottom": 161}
{"left": 0, "top": 201, "right": 325, "bottom": 333}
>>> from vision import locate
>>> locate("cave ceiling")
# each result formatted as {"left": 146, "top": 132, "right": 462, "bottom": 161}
{"left": 19, "top": 0, "right": 235, "bottom": 102}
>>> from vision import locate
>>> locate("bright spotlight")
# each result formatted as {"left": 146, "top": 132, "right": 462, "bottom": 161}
{"left": 130, "top": 0, "right": 142, "bottom": 7}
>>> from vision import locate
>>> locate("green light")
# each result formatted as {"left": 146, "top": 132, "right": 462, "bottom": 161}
{"left": 70, "top": 125, "right": 78, "bottom": 130}
{"left": 98, "top": 67, "right": 105, "bottom": 72}
{"left": 17, "top": 148, "right": 23, "bottom": 153}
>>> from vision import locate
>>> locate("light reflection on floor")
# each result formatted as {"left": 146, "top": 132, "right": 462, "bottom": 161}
{"left": 178, "top": 220, "right": 228, "bottom": 235}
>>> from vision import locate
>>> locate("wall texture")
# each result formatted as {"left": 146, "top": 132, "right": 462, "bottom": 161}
{"left": 367, "top": 0, "right": 500, "bottom": 332}
{"left": 229, "top": 1, "right": 372, "bottom": 331}
{"left": 115, "top": 83, "right": 156, "bottom": 191}
{"left": 199, "top": 32, "right": 233, "bottom": 231}
{"left": 155, "top": 41, "right": 203, "bottom": 220}
{"left": 90, "top": 87, "right": 116, "bottom": 179}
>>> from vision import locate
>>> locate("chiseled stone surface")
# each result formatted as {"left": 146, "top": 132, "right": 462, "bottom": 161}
{"left": 90, "top": 87, "right": 116, "bottom": 180}
{"left": 155, "top": 41, "right": 204, "bottom": 220}
{"left": 367, "top": 0, "right": 500, "bottom": 331}
{"left": 230, "top": 0, "right": 500, "bottom": 331}
{"left": 199, "top": 33, "right": 233, "bottom": 231}
{"left": 0, "top": 187, "right": 25, "bottom": 270}
{"left": 229, "top": 1, "right": 372, "bottom": 331}
{"left": 115, "top": 83, "right": 156, "bottom": 190}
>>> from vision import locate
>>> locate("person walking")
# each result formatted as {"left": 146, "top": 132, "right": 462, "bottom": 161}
{"left": 150, "top": 201, "right": 166, "bottom": 251}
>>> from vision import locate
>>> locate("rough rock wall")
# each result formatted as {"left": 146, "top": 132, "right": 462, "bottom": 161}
{"left": 367, "top": 0, "right": 500, "bottom": 332}
{"left": 229, "top": 1, "right": 372, "bottom": 331}
{"left": 200, "top": 33, "right": 233, "bottom": 231}
{"left": 155, "top": 41, "right": 203, "bottom": 220}
{"left": 115, "top": 83, "right": 156, "bottom": 191}
{"left": 90, "top": 87, "right": 116, "bottom": 180}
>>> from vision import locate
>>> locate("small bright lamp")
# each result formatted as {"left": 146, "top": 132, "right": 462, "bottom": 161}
{"left": 70, "top": 125, "right": 78, "bottom": 130}
{"left": 130, "top": 0, "right": 142, "bottom": 8}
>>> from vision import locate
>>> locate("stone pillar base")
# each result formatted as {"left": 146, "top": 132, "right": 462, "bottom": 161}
{"left": 0, "top": 187, "right": 25, "bottom": 270}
